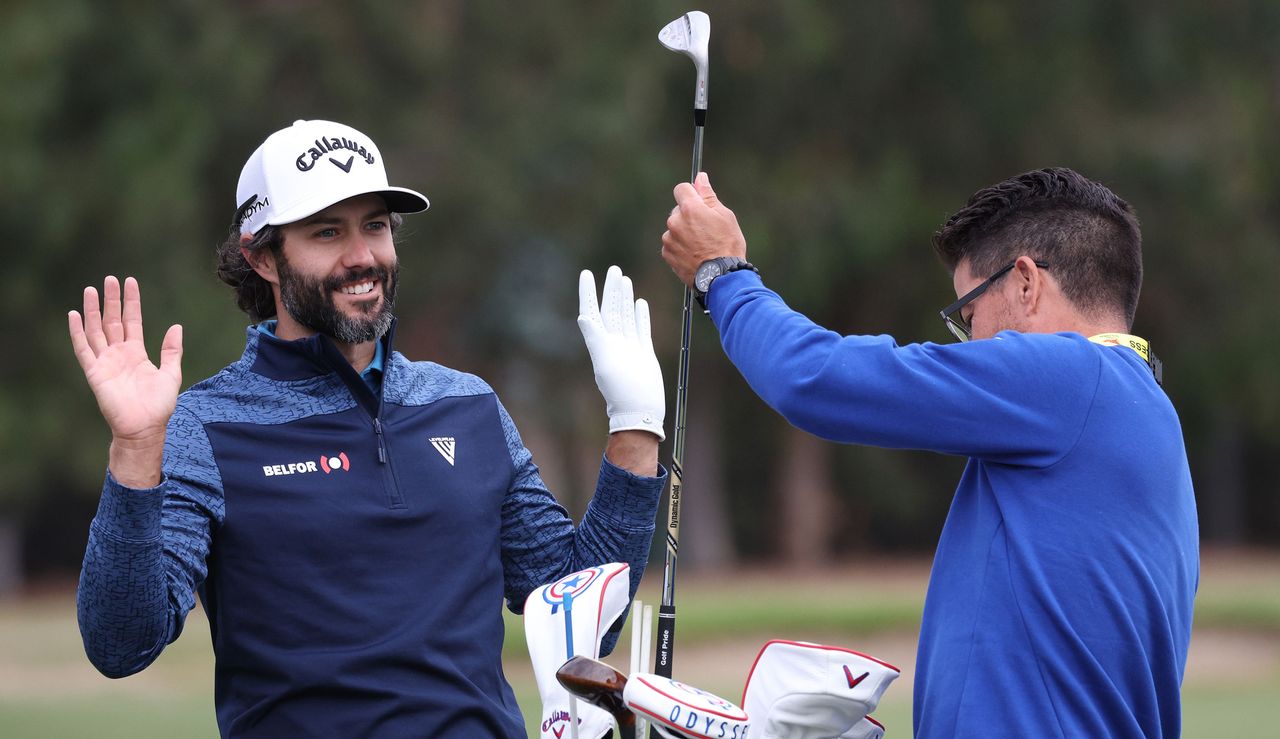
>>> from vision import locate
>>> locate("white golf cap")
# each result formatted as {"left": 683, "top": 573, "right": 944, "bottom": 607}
{"left": 235, "top": 119, "right": 429, "bottom": 236}
{"left": 741, "top": 640, "right": 900, "bottom": 739}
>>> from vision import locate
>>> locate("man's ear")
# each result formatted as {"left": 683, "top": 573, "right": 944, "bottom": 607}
{"left": 241, "top": 235, "right": 280, "bottom": 286}
{"left": 1012, "top": 256, "right": 1045, "bottom": 316}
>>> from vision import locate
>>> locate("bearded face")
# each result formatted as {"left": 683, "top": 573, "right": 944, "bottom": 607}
{"left": 276, "top": 254, "right": 399, "bottom": 344}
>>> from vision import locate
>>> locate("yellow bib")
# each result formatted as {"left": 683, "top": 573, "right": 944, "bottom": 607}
{"left": 1089, "top": 333, "right": 1162, "bottom": 385}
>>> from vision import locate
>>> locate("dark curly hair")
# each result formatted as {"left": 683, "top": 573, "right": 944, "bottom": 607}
{"left": 215, "top": 212, "right": 405, "bottom": 322}
{"left": 933, "top": 167, "right": 1142, "bottom": 328}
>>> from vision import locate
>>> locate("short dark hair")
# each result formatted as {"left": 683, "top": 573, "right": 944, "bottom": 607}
{"left": 214, "top": 212, "right": 405, "bottom": 322}
{"left": 933, "top": 167, "right": 1143, "bottom": 327}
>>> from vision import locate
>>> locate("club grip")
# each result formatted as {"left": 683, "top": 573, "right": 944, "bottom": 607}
{"left": 648, "top": 607, "right": 676, "bottom": 739}
{"left": 654, "top": 604, "right": 676, "bottom": 678}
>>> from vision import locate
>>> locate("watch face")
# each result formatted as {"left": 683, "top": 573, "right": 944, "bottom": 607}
{"left": 695, "top": 262, "right": 721, "bottom": 292}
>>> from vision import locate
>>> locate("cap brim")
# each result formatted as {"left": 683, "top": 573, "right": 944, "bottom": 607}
{"left": 266, "top": 186, "right": 430, "bottom": 229}
{"left": 378, "top": 186, "right": 430, "bottom": 214}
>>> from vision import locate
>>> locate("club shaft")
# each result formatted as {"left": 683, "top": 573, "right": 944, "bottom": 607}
{"left": 654, "top": 298, "right": 689, "bottom": 679}
{"left": 654, "top": 120, "right": 705, "bottom": 688}
{"left": 690, "top": 120, "right": 704, "bottom": 182}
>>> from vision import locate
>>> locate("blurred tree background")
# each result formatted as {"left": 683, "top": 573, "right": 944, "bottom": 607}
{"left": 2, "top": 0, "right": 1278, "bottom": 591}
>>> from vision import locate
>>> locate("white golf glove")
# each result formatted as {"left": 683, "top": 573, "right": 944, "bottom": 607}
{"left": 578, "top": 266, "right": 666, "bottom": 441}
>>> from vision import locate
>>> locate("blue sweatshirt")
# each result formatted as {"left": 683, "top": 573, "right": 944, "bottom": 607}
{"left": 707, "top": 271, "right": 1198, "bottom": 738}
{"left": 77, "top": 321, "right": 665, "bottom": 738}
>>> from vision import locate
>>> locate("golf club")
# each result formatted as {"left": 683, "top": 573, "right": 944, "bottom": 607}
{"left": 556, "top": 655, "right": 634, "bottom": 729}
{"left": 654, "top": 8, "right": 710, "bottom": 691}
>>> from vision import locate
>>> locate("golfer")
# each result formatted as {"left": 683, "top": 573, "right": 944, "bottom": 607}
{"left": 660, "top": 168, "right": 1197, "bottom": 738}
{"left": 69, "top": 119, "right": 666, "bottom": 738}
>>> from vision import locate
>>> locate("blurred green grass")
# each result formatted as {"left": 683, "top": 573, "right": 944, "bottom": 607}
{"left": 2, "top": 551, "right": 1276, "bottom": 738}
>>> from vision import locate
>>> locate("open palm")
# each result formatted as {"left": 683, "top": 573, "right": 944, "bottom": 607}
{"left": 68, "top": 276, "right": 183, "bottom": 442}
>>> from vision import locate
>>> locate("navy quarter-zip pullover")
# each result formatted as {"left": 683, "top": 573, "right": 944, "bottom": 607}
{"left": 78, "top": 321, "right": 665, "bottom": 737}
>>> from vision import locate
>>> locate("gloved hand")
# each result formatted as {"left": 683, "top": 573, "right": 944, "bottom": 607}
{"left": 578, "top": 266, "right": 666, "bottom": 441}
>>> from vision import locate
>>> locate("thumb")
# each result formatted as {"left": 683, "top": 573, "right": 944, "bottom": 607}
{"left": 576, "top": 314, "right": 604, "bottom": 347}
{"left": 159, "top": 324, "right": 183, "bottom": 384}
{"left": 693, "top": 171, "right": 719, "bottom": 206}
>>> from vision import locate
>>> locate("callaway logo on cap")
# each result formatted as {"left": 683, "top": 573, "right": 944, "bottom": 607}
{"left": 235, "top": 119, "right": 430, "bottom": 235}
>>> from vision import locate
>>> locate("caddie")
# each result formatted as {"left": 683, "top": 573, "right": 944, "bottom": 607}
{"left": 68, "top": 119, "right": 667, "bottom": 738}
{"left": 660, "top": 167, "right": 1198, "bottom": 738}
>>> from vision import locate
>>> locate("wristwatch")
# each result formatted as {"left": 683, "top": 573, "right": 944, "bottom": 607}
{"left": 693, "top": 256, "right": 758, "bottom": 312}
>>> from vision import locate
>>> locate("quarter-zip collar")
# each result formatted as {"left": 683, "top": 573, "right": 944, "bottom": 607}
{"left": 246, "top": 318, "right": 397, "bottom": 419}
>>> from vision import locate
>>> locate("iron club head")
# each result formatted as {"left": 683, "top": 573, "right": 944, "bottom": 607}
{"left": 556, "top": 655, "right": 635, "bottom": 728}
{"left": 658, "top": 10, "right": 710, "bottom": 111}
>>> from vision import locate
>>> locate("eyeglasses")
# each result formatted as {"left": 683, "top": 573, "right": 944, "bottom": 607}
{"left": 940, "top": 260, "right": 1050, "bottom": 342}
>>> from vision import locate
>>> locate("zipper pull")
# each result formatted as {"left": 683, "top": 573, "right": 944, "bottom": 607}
{"left": 374, "top": 417, "right": 387, "bottom": 464}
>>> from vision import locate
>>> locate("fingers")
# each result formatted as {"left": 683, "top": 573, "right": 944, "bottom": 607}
{"left": 122, "top": 276, "right": 144, "bottom": 345}
{"left": 578, "top": 269, "right": 600, "bottom": 324}
{"left": 584, "top": 266, "right": 646, "bottom": 341}
{"left": 82, "top": 285, "right": 106, "bottom": 355}
{"left": 74, "top": 275, "right": 150, "bottom": 369}
{"left": 601, "top": 266, "right": 637, "bottom": 339}
{"left": 635, "top": 298, "right": 654, "bottom": 354}
{"left": 618, "top": 271, "right": 636, "bottom": 340}
{"left": 68, "top": 310, "right": 96, "bottom": 374}
{"left": 159, "top": 324, "right": 183, "bottom": 384}
{"left": 601, "top": 265, "right": 625, "bottom": 335}
{"left": 659, "top": 231, "right": 692, "bottom": 285}
{"left": 102, "top": 276, "right": 124, "bottom": 344}
{"left": 576, "top": 270, "right": 604, "bottom": 345}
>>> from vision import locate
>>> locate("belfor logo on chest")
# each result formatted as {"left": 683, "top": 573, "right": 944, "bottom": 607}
{"left": 262, "top": 451, "right": 350, "bottom": 476}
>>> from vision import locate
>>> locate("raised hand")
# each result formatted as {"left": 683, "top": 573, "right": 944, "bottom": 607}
{"left": 577, "top": 266, "right": 665, "bottom": 441}
{"left": 68, "top": 276, "right": 183, "bottom": 487}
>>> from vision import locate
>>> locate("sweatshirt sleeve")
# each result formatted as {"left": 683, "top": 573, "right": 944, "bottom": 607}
{"left": 77, "top": 405, "right": 222, "bottom": 677}
{"left": 495, "top": 399, "right": 665, "bottom": 654}
{"left": 707, "top": 270, "right": 1100, "bottom": 468}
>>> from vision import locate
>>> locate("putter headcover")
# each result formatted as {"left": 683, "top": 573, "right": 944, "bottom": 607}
{"left": 741, "top": 640, "right": 900, "bottom": 739}
{"left": 623, "top": 673, "right": 750, "bottom": 739}
{"left": 524, "top": 563, "right": 632, "bottom": 739}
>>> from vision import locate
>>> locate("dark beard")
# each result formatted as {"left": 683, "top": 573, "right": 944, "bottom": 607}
{"left": 276, "top": 255, "right": 398, "bottom": 345}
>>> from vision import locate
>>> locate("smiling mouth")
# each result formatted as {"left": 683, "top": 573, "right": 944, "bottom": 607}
{"left": 339, "top": 280, "right": 377, "bottom": 296}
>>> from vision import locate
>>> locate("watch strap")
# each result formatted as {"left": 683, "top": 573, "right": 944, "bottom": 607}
{"left": 694, "top": 257, "right": 758, "bottom": 312}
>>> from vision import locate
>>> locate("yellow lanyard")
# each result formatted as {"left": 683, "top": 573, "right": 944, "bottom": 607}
{"left": 1089, "top": 333, "right": 1163, "bottom": 385}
